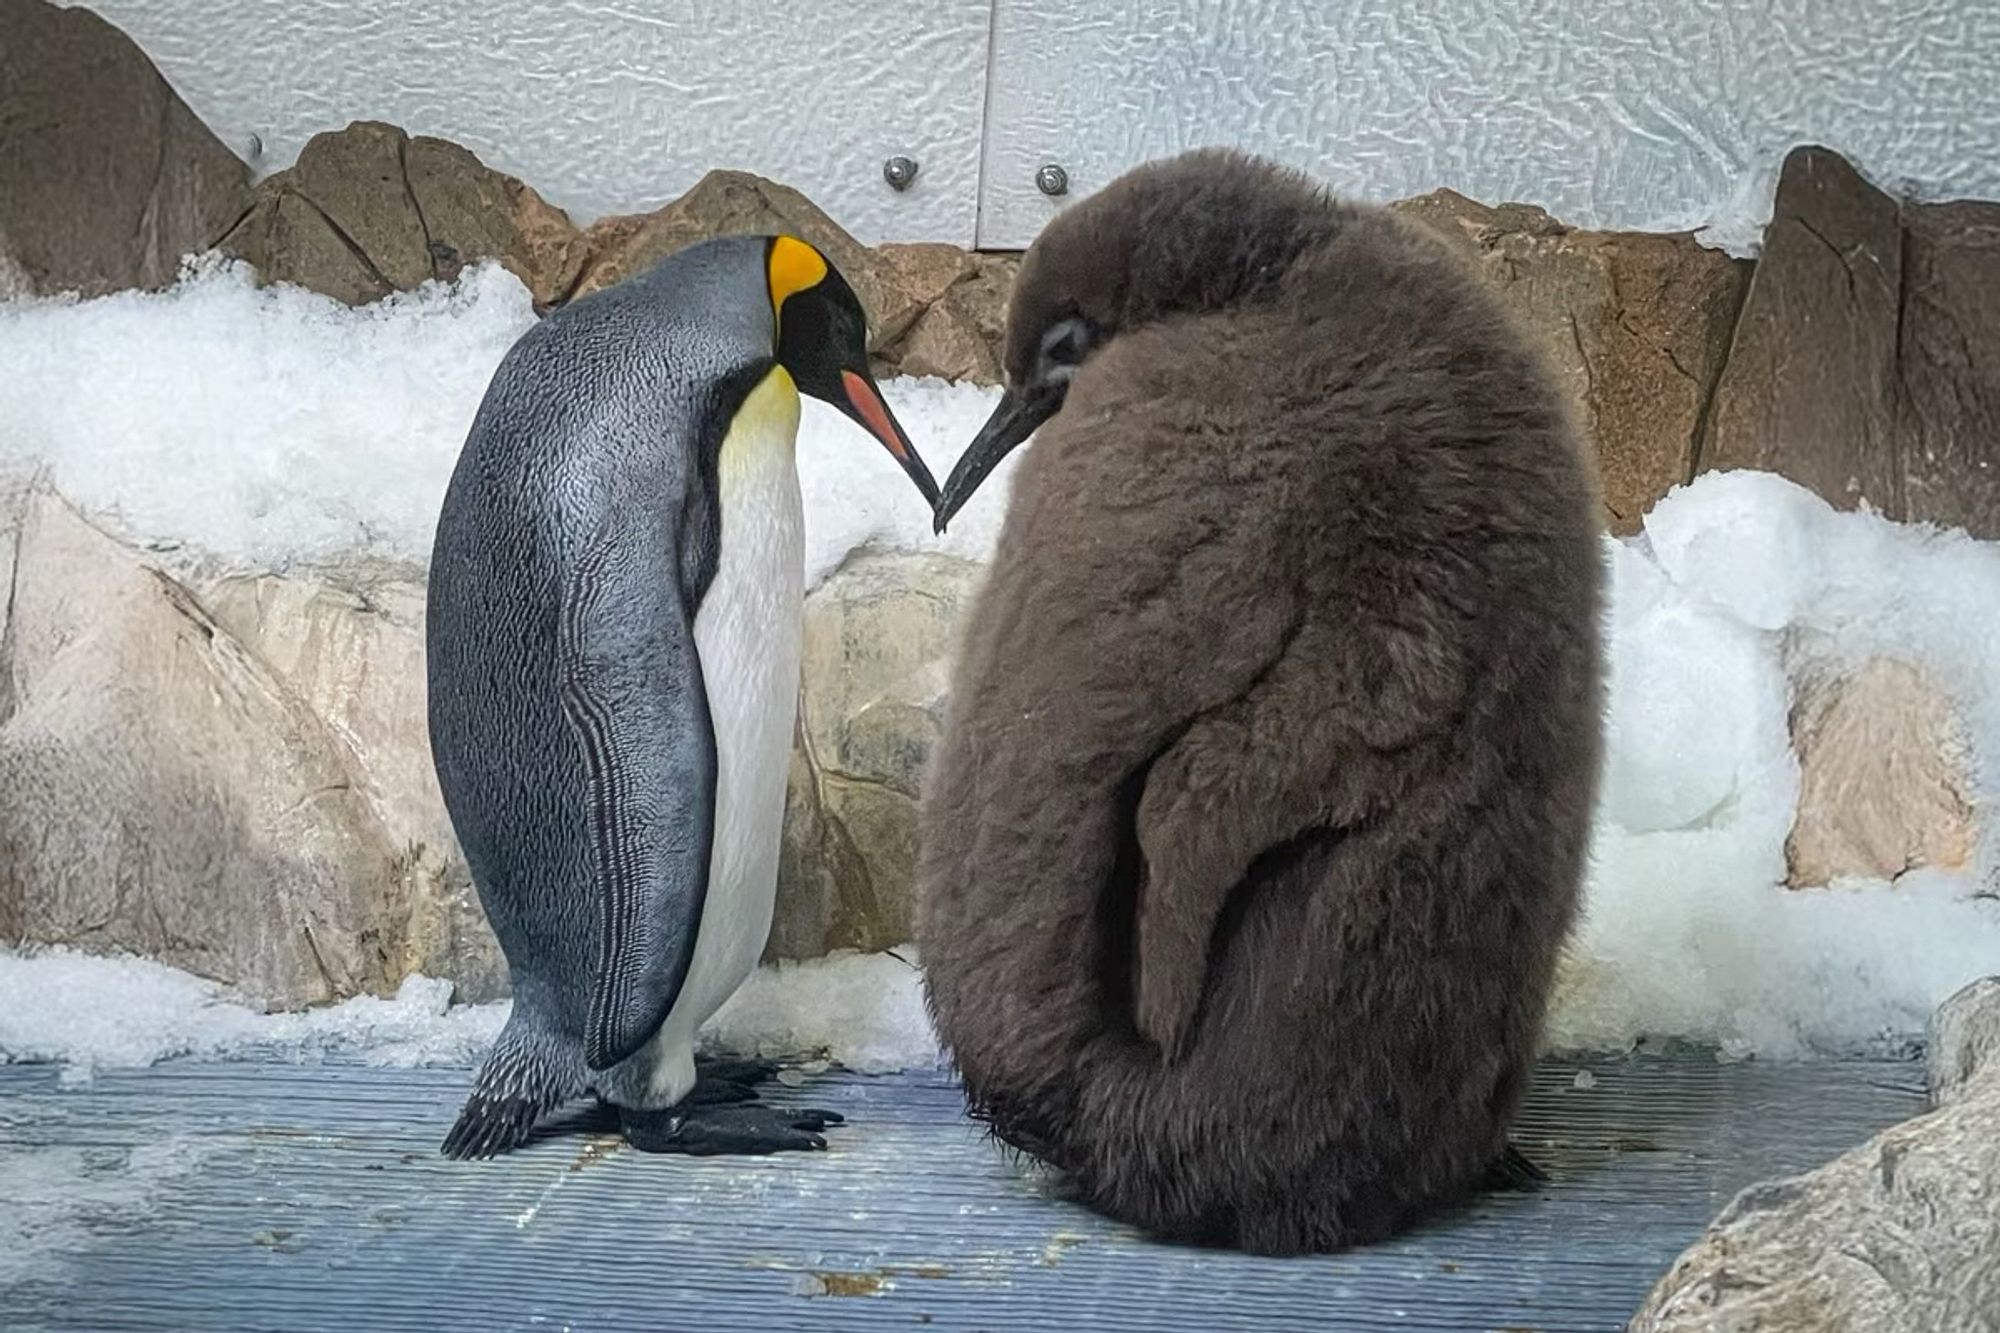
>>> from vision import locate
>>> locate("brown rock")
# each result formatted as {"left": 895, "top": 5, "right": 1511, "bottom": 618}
{"left": 221, "top": 122, "right": 584, "bottom": 310}
{"left": 893, "top": 288, "right": 1005, "bottom": 383}
{"left": 1701, "top": 146, "right": 1905, "bottom": 514}
{"left": 1785, "top": 658, "right": 1977, "bottom": 889}
{"left": 223, "top": 189, "right": 393, "bottom": 307}
{"left": 402, "top": 135, "right": 587, "bottom": 307}
{"left": 0, "top": 490, "right": 402, "bottom": 1007}
{"left": 877, "top": 242, "right": 978, "bottom": 308}
{"left": 768, "top": 551, "right": 982, "bottom": 956}
{"left": 1899, "top": 200, "right": 2000, "bottom": 537}
{"left": 571, "top": 171, "right": 923, "bottom": 352}
{"left": 876, "top": 248, "right": 1017, "bottom": 384}
{"left": 1701, "top": 145, "right": 2000, "bottom": 538}
{"left": 288, "top": 121, "right": 433, "bottom": 290}
{"left": 1394, "top": 191, "right": 1749, "bottom": 534}
{"left": 958, "top": 253, "right": 1021, "bottom": 353}
{"left": 874, "top": 241, "right": 999, "bottom": 383}
{"left": 0, "top": 0, "right": 252, "bottom": 297}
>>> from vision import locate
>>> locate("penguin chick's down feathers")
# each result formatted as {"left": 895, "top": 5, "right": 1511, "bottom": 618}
{"left": 914, "top": 149, "right": 1606, "bottom": 1255}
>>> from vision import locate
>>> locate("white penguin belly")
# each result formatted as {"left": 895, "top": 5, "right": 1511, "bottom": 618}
{"left": 625, "top": 366, "right": 805, "bottom": 1107}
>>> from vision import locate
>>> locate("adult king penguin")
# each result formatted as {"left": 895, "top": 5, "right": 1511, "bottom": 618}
{"left": 918, "top": 150, "right": 1604, "bottom": 1252}
{"left": 428, "top": 234, "right": 940, "bottom": 1160}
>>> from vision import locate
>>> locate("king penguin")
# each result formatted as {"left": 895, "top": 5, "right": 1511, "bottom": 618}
{"left": 427, "top": 234, "right": 940, "bottom": 1160}
{"left": 917, "top": 149, "right": 1605, "bottom": 1252}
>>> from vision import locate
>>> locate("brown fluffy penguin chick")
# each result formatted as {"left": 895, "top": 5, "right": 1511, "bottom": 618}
{"left": 913, "top": 148, "right": 1606, "bottom": 1255}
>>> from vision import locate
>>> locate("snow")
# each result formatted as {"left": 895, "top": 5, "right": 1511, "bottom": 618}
{"left": 1549, "top": 471, "right": 2000, "bottom": 1059}
{"left": 704, "top": 950, "right": 935, "bottom": 1075}
{"left": 0, "top": 946, "right": 939, "bottom": 1084}
{"left": 0, "top": 257, "right": 1014, "bottom": 588}
{"left": 0, "top": 953, "right": 504, "bottom": 1083}
{"left": 1, "top": 259, "right": 1997, "bottom": 1080}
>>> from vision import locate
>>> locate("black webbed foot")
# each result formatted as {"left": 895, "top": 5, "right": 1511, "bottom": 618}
{"left": 619, "top": 1102, "right": 845, "bottom": 1156}
{"left": 693, "top": 1055, "right": 780, "bottom": 1086}
{"left": 680, "top": 1056, "right": 781, "bottom": 1105}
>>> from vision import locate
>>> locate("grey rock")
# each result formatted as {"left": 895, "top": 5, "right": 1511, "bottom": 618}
{"left": 1929, "top": 976, "right": 2000, "bottom": 1110}
{"left": 1631, "top": 989, "right": 2000, "bottom": 1331}
{"left": 0, "top": 491, "right": 400, "bottom": 1006}
{"left": 768, "top": 551, "right": 983, "bottom": 957}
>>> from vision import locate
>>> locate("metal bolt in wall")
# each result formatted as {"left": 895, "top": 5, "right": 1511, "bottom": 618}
{"left": 883, "top": 156, "right": 920, "bottom": 191}
{"left": 1035, "top": 163, "right": 1069, "bottom": 196}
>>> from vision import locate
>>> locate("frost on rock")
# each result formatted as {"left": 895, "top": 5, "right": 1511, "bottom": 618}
{"left": 0, "top": 257, "right": 1013, "bottom": 585}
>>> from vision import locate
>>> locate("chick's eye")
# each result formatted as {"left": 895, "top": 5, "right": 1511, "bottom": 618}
{"left": 1038, "top": 319, "right": 1093, "bottom": 374}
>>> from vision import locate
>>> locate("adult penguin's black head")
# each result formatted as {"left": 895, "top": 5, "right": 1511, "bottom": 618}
{"left": 765, "top": 234, "right": 940, "bottom": 507}
{"left": 931, "top": 150, "right": 1343, "bottom": 532}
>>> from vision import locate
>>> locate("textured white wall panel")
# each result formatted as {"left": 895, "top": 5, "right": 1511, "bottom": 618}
{"left": 75, "top": 0, "right": 993, "bottom": 245}
{"left": 977, "top": 0, "right": 2000, "bottom": 251}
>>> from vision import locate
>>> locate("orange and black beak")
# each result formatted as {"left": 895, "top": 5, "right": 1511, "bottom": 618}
{"left": 763, "top": 233, "right": 941, "bottom": 509}
{"left": 835, "top": 367, "right": 940, "bottom": 508}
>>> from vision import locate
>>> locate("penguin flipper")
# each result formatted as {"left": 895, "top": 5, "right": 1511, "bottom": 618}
{"left": 558, "top": 536, "right": 719, "bottom": 1073}
{"left": 1131, "top": 616, "right": 1467, "bottom": 1062}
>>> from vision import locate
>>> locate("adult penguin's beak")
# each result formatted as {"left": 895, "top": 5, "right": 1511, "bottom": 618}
{"left": 836, "top": 367, "right": 940, "bottom": 509}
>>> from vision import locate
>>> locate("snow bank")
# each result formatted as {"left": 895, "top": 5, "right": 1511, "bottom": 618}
{"left": 0, "top": 947, "right": 939, "bottom": 1084}
{"left": 1550, "top": 471, "right": 2000, "bottom": 1058}
{"left": 0, "top": 952, "right": 504, "bottom": 1083}
{"left": 0, "top": 258, "right": 1014, "bottom": 587}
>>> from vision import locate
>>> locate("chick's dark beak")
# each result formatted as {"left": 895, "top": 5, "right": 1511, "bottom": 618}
{"left": 932, "top": 385, "right": 1060, "bottom": 534}
{"left": 839, "top": 368, "right": 940, "bottom": 508}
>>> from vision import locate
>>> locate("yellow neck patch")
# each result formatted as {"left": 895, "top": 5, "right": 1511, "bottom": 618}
{"left": 718, "top": 363, "right": 802, "bottom": 491}
{"left": 767, "top": 236, "right": 827, "bottom": 321}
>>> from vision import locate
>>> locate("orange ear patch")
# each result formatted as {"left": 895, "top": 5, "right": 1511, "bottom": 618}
{"left": 767, "top": 235, "right": 828, "bottom": 316}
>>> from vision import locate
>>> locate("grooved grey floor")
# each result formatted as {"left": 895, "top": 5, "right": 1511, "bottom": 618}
{"left": 0, "top": 1053, "right": 1925, "bottom": 1332}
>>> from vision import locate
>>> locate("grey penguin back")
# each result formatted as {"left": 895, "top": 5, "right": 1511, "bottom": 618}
{"left": 423, "top": 235, "right": 781, "bottom": 1154}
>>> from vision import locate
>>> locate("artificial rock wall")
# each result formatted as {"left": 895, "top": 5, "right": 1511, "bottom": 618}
{"left": 3, "top": 1, "right": 1997, "bottom": 1007}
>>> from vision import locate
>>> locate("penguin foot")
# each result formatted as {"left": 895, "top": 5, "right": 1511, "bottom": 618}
{"left": 619, "top": 1103, "right": 845, "bottom": 1156}
{"left": 694, "top": 1055, "right": 780, "bottom": 1086}
{"left": 682, "top": 1056, "right": 780, "bottom": 1105}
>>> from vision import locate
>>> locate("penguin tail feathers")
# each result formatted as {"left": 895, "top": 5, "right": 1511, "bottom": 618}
{"left": 441, "top": 1016, "right": 582, "bottom": 1160}
{"left": 1480, "top": 1141, "right": 1550, "bottom": 1192}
